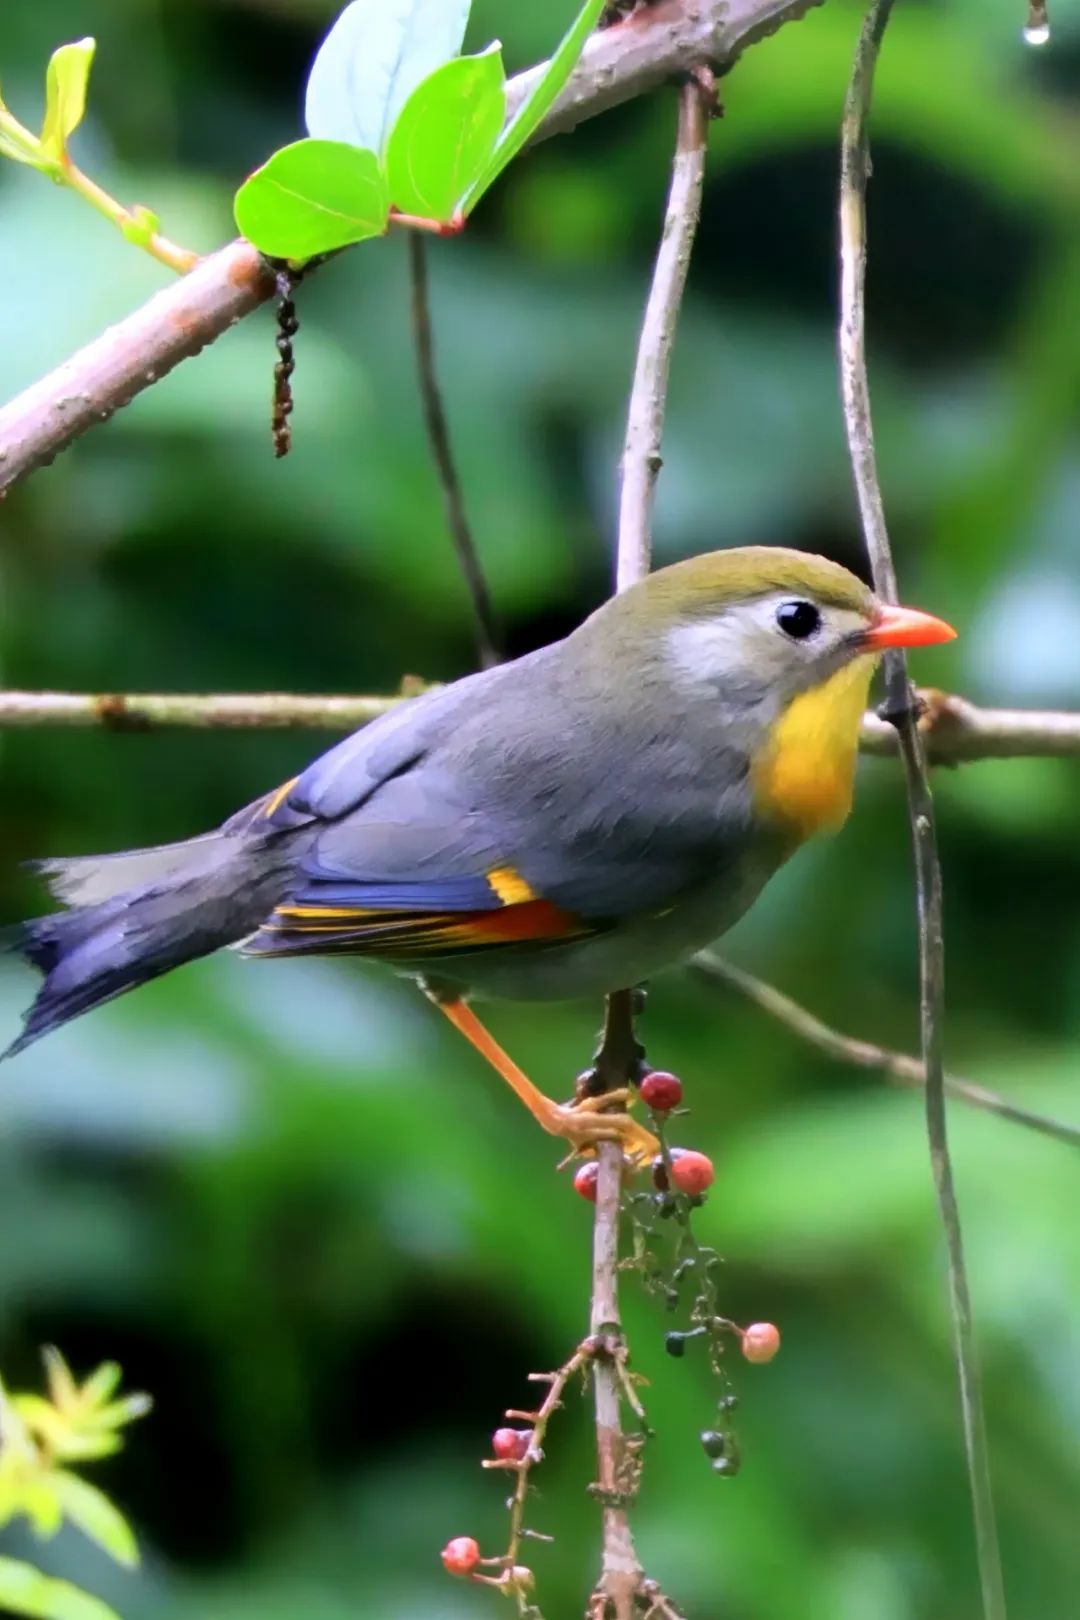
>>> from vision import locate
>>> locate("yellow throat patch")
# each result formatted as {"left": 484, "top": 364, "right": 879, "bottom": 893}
{"left": 751, "top": 655, "right": 876, "bottom": 839}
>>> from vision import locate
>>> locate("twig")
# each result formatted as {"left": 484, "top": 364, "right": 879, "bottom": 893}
{"left": 589, "top": 78, "right": 711, "bottom": 1620}
{"left": 2, "top": 686, "right": 1080, "bottom": 762}
{"left": 0, "top": 0, "right": 823, "bottom": 498}
{"left": 591, "top": 996, "right": 645, "bottom": 1620}
{"left": 0, "top": 692, "right": 404, "bottom": 730}
{"left": 858, "top": 690, "right": 1080, "bottom": 761}
{"left": 407, "top": 236, "right": 500, "bottom": 668}
{"left": 692, "top": 952, "right": 1080, "bottom": 1151}
{"left": 481, "top": 1343, "right": 594, "bottom": 1611}
{"left": 839, "top": 8, "right": 1007, "bottom": 1618}
{"left": 616, "top": 75, "right": 711, "bottom": 589}
{"left": 53, "top": 160, "right": 198, "bottom": 275}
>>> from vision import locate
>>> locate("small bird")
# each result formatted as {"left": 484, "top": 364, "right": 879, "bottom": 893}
{"left": 4, "top": 547, "right": 954, "bottom": 1164}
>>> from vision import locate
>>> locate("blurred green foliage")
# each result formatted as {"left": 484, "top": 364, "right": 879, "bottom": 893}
{"left": 0, "top": 1350, "right": 147, "bottom": 1620}
{"left": 0, "top": 2, "right": 1078, "bottom": 1618}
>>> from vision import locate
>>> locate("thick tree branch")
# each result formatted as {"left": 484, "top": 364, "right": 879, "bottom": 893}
{"left": 692, "top": 952, "right": 1080, "bottom": 1151}
{"left": 0, "top": 0, "right": 823, "bottom": 499}
{"left": 0, "top": 242, "right": 275, "bottom": 496}
{"left": 839, "top": 7, "right": 1006, "bottom": 1618}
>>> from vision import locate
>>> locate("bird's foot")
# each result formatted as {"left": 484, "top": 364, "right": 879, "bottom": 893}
{"left": 431, "top": 995, "right": 658, "bottom": 1170}
{"left": 556, "top": 1089, "right": 659, "bottom": 1168}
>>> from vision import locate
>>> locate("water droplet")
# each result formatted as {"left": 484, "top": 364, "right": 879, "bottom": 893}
{"left": 1024, "top": 1, "right": 1050, "bottom": 44}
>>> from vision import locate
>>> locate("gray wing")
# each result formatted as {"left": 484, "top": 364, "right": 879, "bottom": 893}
{"left": 247, "top": 649, "right": 756, "bottom": 924}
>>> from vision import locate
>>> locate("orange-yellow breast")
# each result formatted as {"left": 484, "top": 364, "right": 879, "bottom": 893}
{"left": 751, "top": 656, "right": 877, "bottom": 840}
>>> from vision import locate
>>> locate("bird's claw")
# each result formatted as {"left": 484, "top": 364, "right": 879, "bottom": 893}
{"left": 554, "top": 1092, "right": 659, "bottom": 1170}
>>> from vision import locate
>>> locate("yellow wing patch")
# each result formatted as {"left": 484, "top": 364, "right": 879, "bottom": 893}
{"left": 263, "top": 776, "right": 300, "bottom": 819}
{"left": 487, "top": 865, "right": 538, "bottom": 906}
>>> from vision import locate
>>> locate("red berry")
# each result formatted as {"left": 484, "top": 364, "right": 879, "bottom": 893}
{"left": 492, "top": 1426, "right": 532, "bottom": 1461}
{"left": 639, "top": 1070, "right": 683, "bottom": 1112}
{"left": 574, "top": 1162, "right": 599, "bottom": 1201}
{"left": 742, "top": 1322, "right": 781, "bottom": 1364}
{"left": 441, "top": 1536, "right": 481, "bottom": 1577}
{"left": 669, "top": 1150, "right": 714, "bottom": 1195}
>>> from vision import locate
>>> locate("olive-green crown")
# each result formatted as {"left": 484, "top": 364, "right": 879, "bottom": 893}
{"left": 626, "top": 546, "right": 876, "bottom": 623}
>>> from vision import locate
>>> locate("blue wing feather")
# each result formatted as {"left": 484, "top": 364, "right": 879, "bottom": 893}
{"left": 286, "top": 874, "right": 502, "bottom": 912}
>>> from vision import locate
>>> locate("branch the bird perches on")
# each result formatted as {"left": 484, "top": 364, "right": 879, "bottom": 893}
{"left": 0, "top": 687, "right": 1077, "bottom": 764}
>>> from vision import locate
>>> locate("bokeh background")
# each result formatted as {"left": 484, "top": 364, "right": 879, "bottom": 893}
{"left": 1, "top": 1, "right": 1078, "bottom": 1617}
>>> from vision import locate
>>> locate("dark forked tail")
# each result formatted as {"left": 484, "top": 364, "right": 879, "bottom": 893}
{"left": 4, "top": 830, "right": 295, "bottom": 1058}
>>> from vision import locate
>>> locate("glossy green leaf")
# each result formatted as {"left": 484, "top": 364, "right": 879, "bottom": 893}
{"left": 462, "top": 0, "right": 604, "bottom": 212}
{"left": 0, "top": 1559, "right": 121, "bottom": 1620}
{"left": 385, "top": 48, "right": 505, "bottom": 222}
{"left": 234, "top": 139, "right": 389, "bottom": 259}
{"left": 40, "top": 38, "right": 95, "bottom": 163}
{"left": 50, "top": 1473, "right": 139, "bottom": 1568}
{"left": 305, "top": 0, "right": 472, "bottom": 156}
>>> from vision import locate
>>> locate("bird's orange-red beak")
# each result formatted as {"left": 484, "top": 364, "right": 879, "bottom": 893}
{"left": 864, "top": 603, "right": 957, "bottom": 650}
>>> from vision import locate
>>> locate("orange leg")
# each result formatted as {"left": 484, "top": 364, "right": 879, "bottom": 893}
{"left": 432, "top": 996, "right": 659, "bottom": 1169}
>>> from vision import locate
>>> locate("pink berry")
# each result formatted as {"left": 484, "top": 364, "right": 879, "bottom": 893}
{"left": 441, "top": 1537, "right": 481, "bottom": 1577}
{"left": 639, "top": 1070, "right": 683, "bottom": 1111}
{"left": 670, "top": 1150, "right": 714, "bottom": 1195}
{"left": 742, "top": 1323, "right": 781, "bottom": 1364}
{"left": 574, "top": 1162, "right": 599, "bottom": 1201}
{"left": 492, "top": 1426, "right": 532, "bottom": 1461}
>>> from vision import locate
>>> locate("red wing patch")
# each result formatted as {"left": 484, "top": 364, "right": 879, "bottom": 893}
{"left": 242, "top": 898, "right": 592, "bottom": 960}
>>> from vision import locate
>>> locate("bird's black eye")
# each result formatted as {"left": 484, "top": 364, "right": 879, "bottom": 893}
{"left": 775, "top": 600, "right": 821, "bottom": 640}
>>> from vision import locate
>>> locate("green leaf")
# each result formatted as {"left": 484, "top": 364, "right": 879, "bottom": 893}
{"left": 83, "top": 1393, "right": 152, "bottom": 1432}
{"left": 50, "top": 1473, "right": 139, "bottom": 1569}
{"left": 234, "top": 139, "right": 390, "bottom": 260}
{"left": 385, "top": 47, "right": 505, "bottom": 222}
{"left": 305, "top": 0, "right": 472, "bottom": 155}
{"left": 20, "top": 1480, "right": 63, "bottom": 1539}
{"left": 75, "top": 1362, "right": 122, "bottom": 1410}
{"left": 0, "top": 1558, "right": 121, "bottom": 1620}
{"left": 11, "top": 1395, "right": 67, "bottom": 1449}
{"left": 42, "top": 1349, "right": 78, "bottom": 1414}
{"left": 40, "top": 38, "right": 95, "bottom": 163}
{"left": 0, "top": 107, "right": 49, "bottom": 171}
{"left": 462, "top": 0, "right": 604, "bottom": 213}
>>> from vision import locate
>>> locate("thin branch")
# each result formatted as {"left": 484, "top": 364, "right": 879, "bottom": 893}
{"left": 0, "top": 692, "right": 404, "bottom": 730}
{"left": 692, "top": 952, "right": 1080, "bottom": 1151}
{"left": 0, "top": 0, "right": 823, "bottom": 499}
{"left": 407, "top": 235, "right": 500, "bottom": 668}
{"left": 480, "top": 1342, "right": 594, "bottom": 1608}
{"left": 839, "top": 8, "right": 1007, "bottom": 1619}
{"left": 588, "top": 78, "right": 711, "bottom": 1620}
{"left": 859, "top": 690, "right": 1080, "bottom": 762}
{"left": 617, "top": 72, "right": 711, "bottom": 589}
{"left": 3, "top": 686, "right": 1080, "bottom": 764}
{"left": 589, "top": 993, "right": 646, "bottom": 1620}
